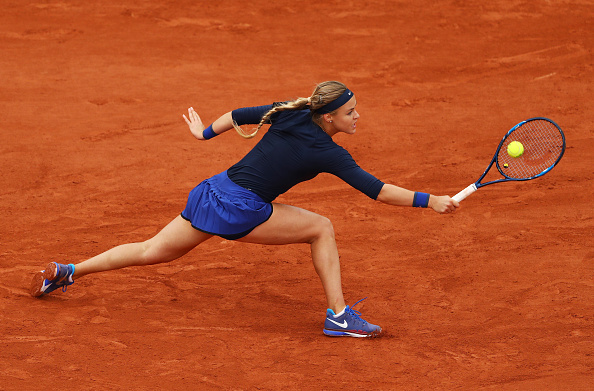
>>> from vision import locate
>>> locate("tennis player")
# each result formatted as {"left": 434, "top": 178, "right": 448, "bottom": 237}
{"left": 30, "top": 81, "right": 458, "bottom": 337}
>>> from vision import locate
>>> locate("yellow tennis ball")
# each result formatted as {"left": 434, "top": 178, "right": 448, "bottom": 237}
{"left": 507, "top": 141, "right": 524, "bottom": 158}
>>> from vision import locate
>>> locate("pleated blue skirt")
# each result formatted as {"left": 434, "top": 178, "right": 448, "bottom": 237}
{"left": 181, "top": 171, "right": 273, "bottom": 240}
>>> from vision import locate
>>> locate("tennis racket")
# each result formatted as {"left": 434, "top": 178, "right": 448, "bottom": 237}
{"left": 453, "top": 117, "right": 566, "bottom": 202}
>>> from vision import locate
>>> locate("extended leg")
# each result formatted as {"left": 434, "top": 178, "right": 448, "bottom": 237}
{"left": 31, "top": 215, "right": 211, "bottom": 296}
{"left": 72, "top": 215, "right": 212, "bottom": 279}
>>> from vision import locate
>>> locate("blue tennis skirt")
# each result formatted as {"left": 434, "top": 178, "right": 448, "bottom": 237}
{"left": 181, "top": 170, "right": 273, "bottom": 240}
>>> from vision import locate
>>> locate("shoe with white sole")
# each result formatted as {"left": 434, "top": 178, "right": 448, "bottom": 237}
{"left": 323, "top": 298, "right": 382, "bottom": 338}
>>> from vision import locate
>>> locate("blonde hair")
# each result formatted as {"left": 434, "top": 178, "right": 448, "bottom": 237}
{"left": 233, "top": 81, "right": 348, "bottom": 139}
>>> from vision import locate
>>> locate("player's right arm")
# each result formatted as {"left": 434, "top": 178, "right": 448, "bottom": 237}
{"left": 376, "top": 184, "right": 458, "bottom": 214}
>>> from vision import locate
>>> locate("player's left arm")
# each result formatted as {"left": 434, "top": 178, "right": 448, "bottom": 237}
{"left": 376, "top": 183, "right": 458, "bottom": 214}
{"left": 183, "top": 108, "right": 235, "bottom": 140}
{"left": 183, "top": 104, "right": 274, "bottom": 141}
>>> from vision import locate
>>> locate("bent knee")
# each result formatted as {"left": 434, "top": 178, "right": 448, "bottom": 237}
{"left": 312, "top": 215, "right": 335, "bottom": 240}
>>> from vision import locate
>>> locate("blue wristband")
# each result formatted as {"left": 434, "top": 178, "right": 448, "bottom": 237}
{"left": 202, "top": 124, "right": 217, "bottom": 140}
{"left": 413, "top": 192, "right": 430, "bottom": 208}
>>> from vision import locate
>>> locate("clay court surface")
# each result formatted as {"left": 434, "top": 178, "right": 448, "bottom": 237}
{"left": 1, "top": 1, "right": 593, "bottom": 389}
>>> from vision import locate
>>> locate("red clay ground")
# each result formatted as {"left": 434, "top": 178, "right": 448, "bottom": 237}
{"left": 1, "top": 1, "right": 593, "bottom": 389}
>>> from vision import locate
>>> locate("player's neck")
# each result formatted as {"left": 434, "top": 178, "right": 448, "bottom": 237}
{"left": 320, "top": 123, "right": 337, "bottom": 137}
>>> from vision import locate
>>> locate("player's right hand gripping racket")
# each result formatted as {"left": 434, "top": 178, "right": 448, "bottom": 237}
{"left": 453, "top": 117, "right": 566, "bottom": 202}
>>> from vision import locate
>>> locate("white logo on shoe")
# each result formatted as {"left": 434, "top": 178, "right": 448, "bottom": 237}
{"left": 327, "top": 318, "right": 348, "bottom": 328}
{"left": 41, "top": 280, "right": 51, "bottom": 292}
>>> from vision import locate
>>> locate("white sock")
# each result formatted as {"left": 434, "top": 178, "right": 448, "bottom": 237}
{"left": 333, "top": 307, "right": 346, "bottom": 318}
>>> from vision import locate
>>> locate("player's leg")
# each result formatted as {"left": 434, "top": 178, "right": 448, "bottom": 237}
{"left": 31, "top": 215, "right": 212, "bottom": 296}
{"left": 239, "top": 203, "right": 382, "bottom": 337}
{"left": 73, "top": 215, "right": 212, "bottom": 278}
{"left": 237, "top": 203, "right": 345, "bottom": 314}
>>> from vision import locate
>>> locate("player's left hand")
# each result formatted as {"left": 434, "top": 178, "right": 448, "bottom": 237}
{"left": 183, "top": 107, "right": 206, "bottom": 140}
{"left": 429, "top": 195, "right": 459, "bottom": 214}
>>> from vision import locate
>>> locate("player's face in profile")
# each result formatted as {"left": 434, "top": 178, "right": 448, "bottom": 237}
{"left": 330, "top": 96, "right": 359, "bottom": 135}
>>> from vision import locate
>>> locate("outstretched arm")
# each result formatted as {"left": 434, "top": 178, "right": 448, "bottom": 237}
{"left": 376, "top": 183, "right": 459, "bottom": 214}
{"left": 183, "top": 108, "right": 235, "bottom": 140}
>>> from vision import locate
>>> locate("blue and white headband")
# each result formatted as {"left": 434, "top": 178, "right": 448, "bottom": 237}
{"left": 315, "top": 89, "right": 354, "bottom": 114}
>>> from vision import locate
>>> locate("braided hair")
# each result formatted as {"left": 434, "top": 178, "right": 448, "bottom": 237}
{"left": 233, "top": 81, "right": 348, "bottom": 138}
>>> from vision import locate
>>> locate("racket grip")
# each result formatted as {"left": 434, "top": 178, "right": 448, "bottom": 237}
{"left": 452, "top": 183, "right": 477, "bottom": 203}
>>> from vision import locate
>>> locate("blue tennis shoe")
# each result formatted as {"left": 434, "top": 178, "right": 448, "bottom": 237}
{"left": 323, "top": 298, "right": 382, "bottom": 338}
{"left": 30, "top": 262, "right": 75, "bottom": 297}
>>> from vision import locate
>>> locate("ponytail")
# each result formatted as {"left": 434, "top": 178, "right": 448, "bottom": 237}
{"left": 233, "top": 97, "right": 310, "bottom": 139}
{"left": 233, "top": 81, "right": 348, "bottom": 139}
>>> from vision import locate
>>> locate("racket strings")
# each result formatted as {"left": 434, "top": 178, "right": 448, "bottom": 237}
{"left": 498, "top": 120, "right": 564, "bottom": 179}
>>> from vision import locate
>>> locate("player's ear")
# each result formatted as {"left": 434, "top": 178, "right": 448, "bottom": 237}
{"left": 323, "top": 113, "right": 333, "bottom": 123}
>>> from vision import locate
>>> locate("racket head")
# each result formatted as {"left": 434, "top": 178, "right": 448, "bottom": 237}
{"left": 495, "top": 117, "right": 565, "bottom": 180}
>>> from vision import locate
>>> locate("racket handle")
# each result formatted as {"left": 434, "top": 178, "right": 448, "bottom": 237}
{"left": 452, "top": 183, "right": 477, "bottom": 202}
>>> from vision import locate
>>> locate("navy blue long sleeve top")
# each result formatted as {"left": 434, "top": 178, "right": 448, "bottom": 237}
{"left": 227, "top": 104, "right": 384, "bottom": 203}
